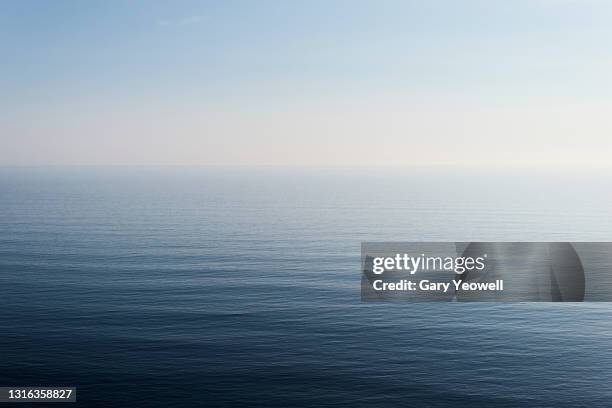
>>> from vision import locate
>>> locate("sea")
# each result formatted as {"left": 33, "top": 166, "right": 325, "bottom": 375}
{"left": 1, "top": 166, "right": 611, "bottom": 407}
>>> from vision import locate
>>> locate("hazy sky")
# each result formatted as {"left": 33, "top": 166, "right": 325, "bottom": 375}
{"left": 2, "top": 0, "right": 612, "bottom": 166}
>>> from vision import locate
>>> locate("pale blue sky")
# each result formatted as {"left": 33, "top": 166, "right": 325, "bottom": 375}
{"left": 2, "top": 0, "right": 611, "bottom": 166}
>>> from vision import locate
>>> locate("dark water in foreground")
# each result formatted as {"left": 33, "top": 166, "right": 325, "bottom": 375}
{"left": 1, "top": 167, "right": 612, "bottom": 407}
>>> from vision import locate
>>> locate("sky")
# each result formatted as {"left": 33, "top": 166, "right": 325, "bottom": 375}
{"left": 1, "top": 0, "right": 612, "bottom": 166}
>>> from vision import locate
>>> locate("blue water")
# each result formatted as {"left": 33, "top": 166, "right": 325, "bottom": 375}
{"left": 1, "top": 167, "right": 611, "bottom": 407}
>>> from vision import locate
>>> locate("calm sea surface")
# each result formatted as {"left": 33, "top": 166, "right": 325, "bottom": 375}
{"left": 1, "top": 167, "right": 611, "bottom": 407}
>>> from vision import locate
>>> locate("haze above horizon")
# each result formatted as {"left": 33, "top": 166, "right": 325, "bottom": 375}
{"left": 2, "top": 0, "right": 611, "bottom": 166}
